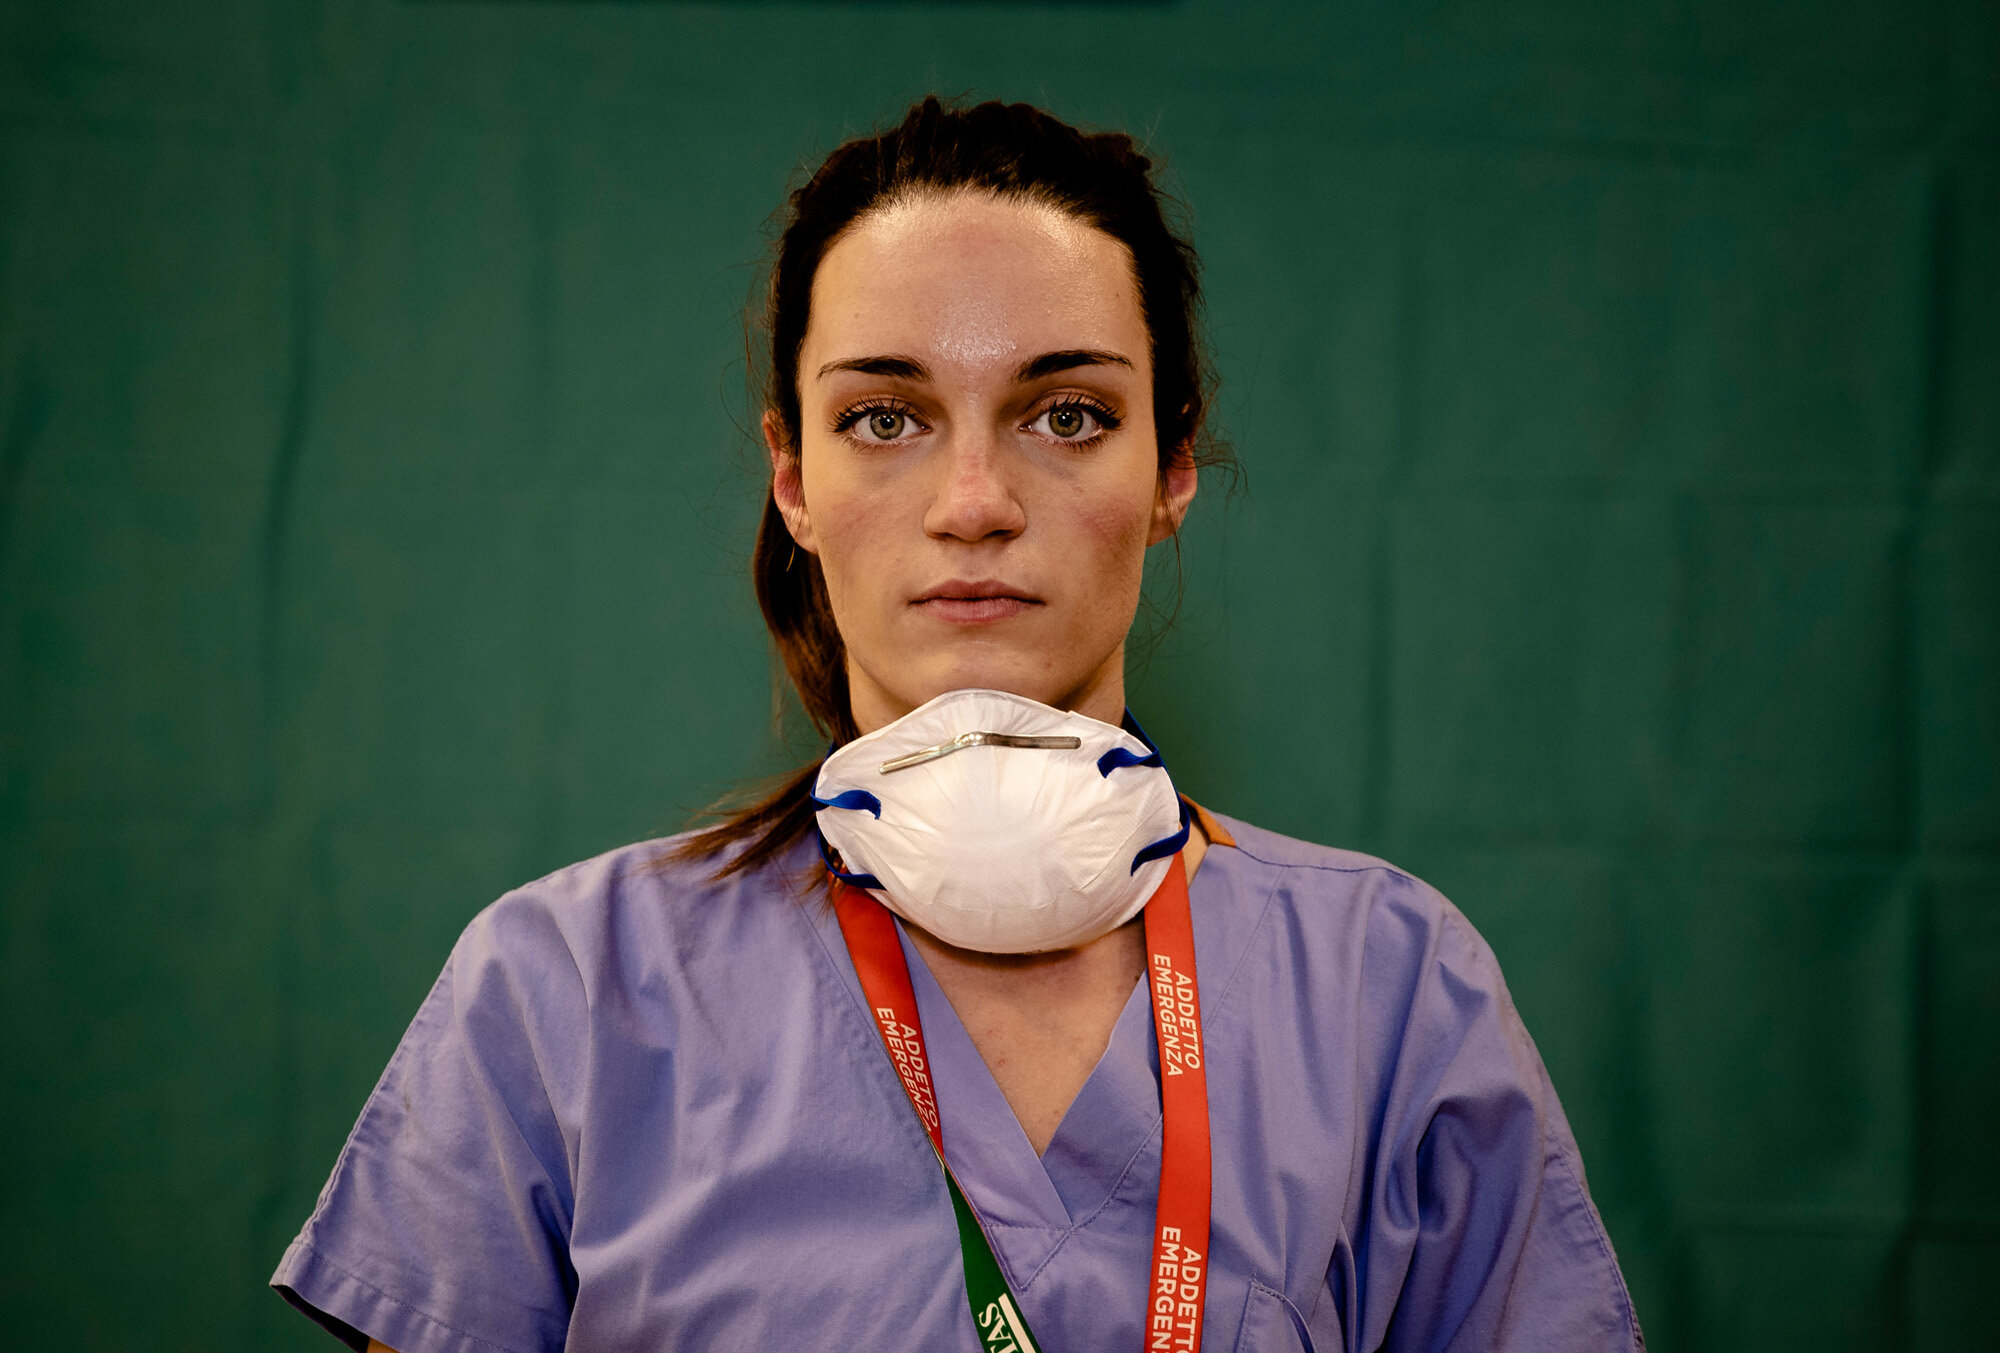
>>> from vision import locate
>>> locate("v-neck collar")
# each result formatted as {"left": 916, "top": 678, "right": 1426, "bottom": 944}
{"left": 884, "top": 822, "right": 1251, "bottom": 1289}
{"left": 897, "top": 917, "right": 1164, "bottom": 1286}
{"left": 897, "top": 923, "right": 1077, "bottom": 1228}
{"left": 803, "top": 804, "right": 1257, "bottom": 1293}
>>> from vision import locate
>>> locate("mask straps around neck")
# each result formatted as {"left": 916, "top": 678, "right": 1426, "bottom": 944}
{"left": 811, "top": 746, "right": 887, "bottom": 889}
{"left": 1099, "top": 708, "right": 1167, "bottom": 776}
{"left": 813, "top": 823, "right": 884, "bottom": 891}
{"left": 1118, "top": 708, "right": 1189, "bottom": 871}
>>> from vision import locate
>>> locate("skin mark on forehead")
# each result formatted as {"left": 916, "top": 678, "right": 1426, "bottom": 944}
{"left": 815, "top": 349, "right": 1135, "bottom": 383}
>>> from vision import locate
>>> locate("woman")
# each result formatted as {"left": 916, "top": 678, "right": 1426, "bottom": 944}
{"left": 273, "top": 98, "right": 1642, "bottom": 1352}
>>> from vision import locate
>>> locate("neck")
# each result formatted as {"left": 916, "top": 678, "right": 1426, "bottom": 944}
{"left": 901, "top": 825, "right": 1207, "bottom": 1154}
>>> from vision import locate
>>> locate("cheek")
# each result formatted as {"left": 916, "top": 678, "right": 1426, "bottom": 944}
{"left": 817, "top": 520, "right": 884, "bottom": 602}
{"left": 1064, "top": 473, "right": 1159, "bottom": 598}
{"left": 798, "top": 458, "right": 903, "bottom": 612}
{"left": 798, "top": 445, "right": 863, "bottom": 554}
{"left": 1076, "top": 495, "right": 1153, "bottom": 562}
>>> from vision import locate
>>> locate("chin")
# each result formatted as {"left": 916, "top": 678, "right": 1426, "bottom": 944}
{"left": 900, "top": 654, "right": 1069, "bottom": 709}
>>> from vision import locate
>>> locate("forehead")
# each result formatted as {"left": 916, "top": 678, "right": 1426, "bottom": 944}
{"left": 805, "top": 191, "right": 1146, "bottom": 373}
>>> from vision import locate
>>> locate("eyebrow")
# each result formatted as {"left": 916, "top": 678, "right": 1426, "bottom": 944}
{"left": 817, "top": 355, "right": 930, "bottom": 381}
{"left": 1017, "top": 349, "right": 1132, "bottom": 380}
{"left": 814, "top": 349, "right": 1134, "bottom": 383}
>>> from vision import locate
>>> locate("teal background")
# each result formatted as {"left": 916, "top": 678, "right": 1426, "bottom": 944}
{"left": 2, "top": 0, "right": 1996, "bottom": 1347}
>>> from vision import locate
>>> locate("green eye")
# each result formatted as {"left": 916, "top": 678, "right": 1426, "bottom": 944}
{"left": 868, "top": 410, "right": 907, "bottom": 440}
{"left": 1034, "top": 403, "right": 1113, "bottom": 441}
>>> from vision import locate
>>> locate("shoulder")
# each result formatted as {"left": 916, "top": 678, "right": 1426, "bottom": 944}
{"left": 1203, "top": 810, "right": 1486, "bottom": 959}
{"left": 1206, "top": 812, "right": 1426, "bottom": 898}
{"left": 1197, "top": 811, "right": 1515, "bottom": 1043}
{"left": 449, "top": 829, "right": 824, "bottom": 1015}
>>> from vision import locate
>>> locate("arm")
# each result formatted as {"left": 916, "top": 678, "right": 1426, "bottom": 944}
{"left": 1358, "top": 884, "right": 1642, "bottom": 1351}
{"left": 271, "top": 889, "right": 586, "bottom": 1353}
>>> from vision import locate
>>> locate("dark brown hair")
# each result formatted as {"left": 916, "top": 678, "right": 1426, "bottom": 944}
{"left": 677, "top": 96, "right": 1231, "bottom": 877}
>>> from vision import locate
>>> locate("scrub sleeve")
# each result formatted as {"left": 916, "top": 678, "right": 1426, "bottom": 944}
{"left": 274, "top": 894, "right": 583, "bottom": 1353}
{"left": 1351, "top": 884, "right": 1640, "bottom": 1350}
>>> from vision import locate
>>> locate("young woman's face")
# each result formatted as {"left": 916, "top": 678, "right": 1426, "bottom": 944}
{"left": 770, "top": 191, "right": 1196, "bottom": 735}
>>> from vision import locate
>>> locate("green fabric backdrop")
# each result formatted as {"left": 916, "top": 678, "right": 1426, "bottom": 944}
{"left": 2, "top": 0, "right": 1995, "bottom": 1347}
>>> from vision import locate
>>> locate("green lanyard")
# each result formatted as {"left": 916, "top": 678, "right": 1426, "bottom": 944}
{"left": 946, "top": 1170, "right": 1043, "bottom": 1352}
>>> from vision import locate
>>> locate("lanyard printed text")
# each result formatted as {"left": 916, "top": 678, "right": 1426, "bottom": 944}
{"left": 977, "top": 1295, "right": 1037, "bottom": 1353}
{"left": 1149, "top": 1226, "right": 1205, "bottom": 1353}
{"left": 873, "top": 1008, "right": 940, "bottom": 1136}
{"left": 1150, "top": 956, "right": 1203, "bottom": 1076}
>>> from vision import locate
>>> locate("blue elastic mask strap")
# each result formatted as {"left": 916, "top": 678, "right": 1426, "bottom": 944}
{"left": 1120, "top": 707, "right": 1163, "bottom": 757}
{"left": 811, "top": 749, "right": 885, "bottom": 888}
{"left": 1115, "top": 709, "right": 1184, "bottom": 872}
{"left": 1097, "top": 745, "right": 1163, "bottom": 776}
{"left": 1102, "top": 707, "right": 1167, "bottom": 776}
{"left": 811, "top": 788, "right": 881, "bottom": 818}
{"left": 1130, "top": 798, "right": 1192, "bottom": 875}
{"left": 813, "top": 823, "right": 884, "bottom": 891}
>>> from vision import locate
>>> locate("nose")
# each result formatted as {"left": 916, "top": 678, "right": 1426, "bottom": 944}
{"left": 923, "top": 430, "right": 1027, "bottom": 543}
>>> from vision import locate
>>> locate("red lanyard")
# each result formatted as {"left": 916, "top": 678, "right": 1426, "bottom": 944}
{"left": 833, "top": 853, "right": 1212, "bottom": 1353}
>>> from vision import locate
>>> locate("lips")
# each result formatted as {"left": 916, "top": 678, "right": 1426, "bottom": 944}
{"left": 912, "top": 580, "right": 1041, "bottom": 623}
{"left": 915, "top": 580, "right": 1037, "bottom": 603}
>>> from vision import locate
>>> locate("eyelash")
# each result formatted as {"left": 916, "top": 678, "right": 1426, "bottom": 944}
{"left": 829, "top": 395, "right": 1123, "bottom": 445}
{"left": 831, "top": 397, "right": 923, "bottom": 438}
{"left": 1034, "top": 396, "right": 1122, "bottom": 445}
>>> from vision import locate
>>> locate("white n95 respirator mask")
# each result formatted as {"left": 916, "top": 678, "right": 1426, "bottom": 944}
{"left": 811, "top": 688, "right": 1188, "bottom": 954}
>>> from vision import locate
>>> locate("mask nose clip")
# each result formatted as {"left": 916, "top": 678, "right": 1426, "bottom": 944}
{"left": 879, "top": 731, "right": 1081, "bottom": 774}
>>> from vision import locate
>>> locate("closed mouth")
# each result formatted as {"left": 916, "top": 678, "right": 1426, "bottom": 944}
{"left": 912, "top": 581, "right": 1041, "bottom": 605}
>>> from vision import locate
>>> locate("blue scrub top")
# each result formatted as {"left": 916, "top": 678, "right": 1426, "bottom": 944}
{"left": 272, "top": 812, "right": 1641, "bottom": 1352}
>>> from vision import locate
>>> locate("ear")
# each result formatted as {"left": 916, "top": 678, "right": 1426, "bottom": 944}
{"left": 765, "top": 409, "right": 819, "bottom": 555}
{"left": 1148, "top": 448, "right": 1199, "bottom": 545}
